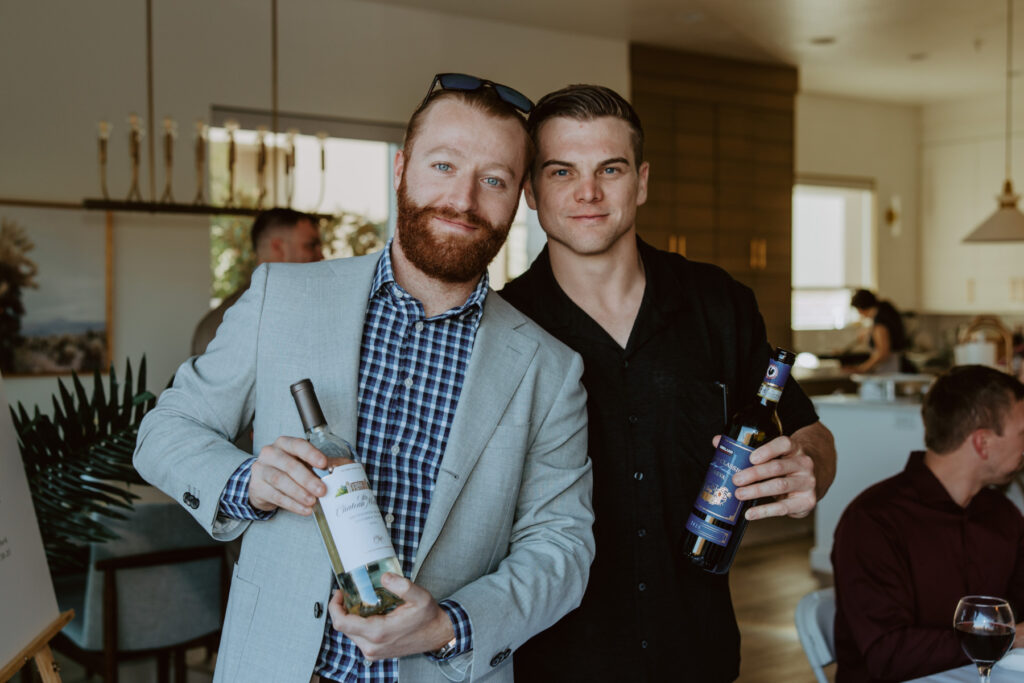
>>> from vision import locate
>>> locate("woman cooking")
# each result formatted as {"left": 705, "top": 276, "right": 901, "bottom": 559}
{"left": 849, "top": 289, "right": 909, "bottom": 374}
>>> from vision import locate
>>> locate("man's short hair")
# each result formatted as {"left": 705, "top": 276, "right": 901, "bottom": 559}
{"left": 850, "top": 289, "right": 878, "bottom": 310}
{"left": 251, "top": 208, "right": 316, "bottom": 252}
{"left": 403, "top": 86, "right": 533, "bottom": 169}
{"left": 526, "top": 84, "right": 645, "bottom": 166}
{"left": 922, "top": 365, "right": 1024, "bottom": 454}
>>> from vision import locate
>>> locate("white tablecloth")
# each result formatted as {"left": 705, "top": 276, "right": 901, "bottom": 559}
{"left": 908, "top": 662, "right": 1024, "bottom": 681}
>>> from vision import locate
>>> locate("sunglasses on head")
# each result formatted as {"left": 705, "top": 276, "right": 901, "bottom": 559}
{"left": 423, "top": 73, "right": 534, "bottom": 114}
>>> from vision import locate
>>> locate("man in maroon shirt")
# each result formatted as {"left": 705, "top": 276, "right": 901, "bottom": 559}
{"left": 833, "top": 364, "right": 1024, "bottom": 682}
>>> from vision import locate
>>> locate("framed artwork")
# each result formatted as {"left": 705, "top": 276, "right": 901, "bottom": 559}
{"left": 0, "top": 206, "right": 111, "bottom": 376}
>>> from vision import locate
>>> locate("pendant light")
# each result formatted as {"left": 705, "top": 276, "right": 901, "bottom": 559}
{"left": 964, "top": 0, "right": 1024, "bottom": 242}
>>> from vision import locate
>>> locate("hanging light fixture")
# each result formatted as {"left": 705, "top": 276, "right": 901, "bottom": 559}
{"left": 965, "top": 0, "right": 1024, "bottom": 242}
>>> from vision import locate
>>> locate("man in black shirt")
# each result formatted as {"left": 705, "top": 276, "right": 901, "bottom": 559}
{"left": 501, "top": 84, "right": 837, "bottom": 682}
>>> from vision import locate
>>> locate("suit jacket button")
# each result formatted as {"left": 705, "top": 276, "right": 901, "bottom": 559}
{"left": 182, "top": 493, "right": 199, "bottom": 509}
{"left": 490, "top": 648, "right": 511, "bottom": 667}
{"left": 314, "top": 602, "right": 323, "bottom": 619}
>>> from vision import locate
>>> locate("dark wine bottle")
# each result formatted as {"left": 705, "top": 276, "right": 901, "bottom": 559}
{"left": 684, "top": 348, "right": 796, "bottom": 574}
{"left": 290, "top": 378, "right": 404, "bottom": 616}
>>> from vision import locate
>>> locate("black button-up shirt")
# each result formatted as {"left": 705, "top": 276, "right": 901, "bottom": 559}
{"left": 501, "top": 239, "right": 818, "bottom": 682}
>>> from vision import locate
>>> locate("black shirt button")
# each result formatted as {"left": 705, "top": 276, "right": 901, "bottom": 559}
{"left": 641, "top": 640, "right": 649, "bottom": 649}
{"left": 623, "top": 360, "right": 629, "bottom": 368}
{"left": 637, "top": 528, "right": 647, "bottom": 538}
{"left": 314, "top": 602, "right": 323, "bottom": 618}
{"left": 638, "top": 582, "right": 647, "bottom": 592}
{"left": 633, "top": 471, "right": 644, "bottom": 481}
{"left": 628, "top": 415, "right": 638, "bottom": 424}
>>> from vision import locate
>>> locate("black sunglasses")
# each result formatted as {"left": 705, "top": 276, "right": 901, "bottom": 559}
{"left": 423, "top": 73, "right": 533, "bottom": 114}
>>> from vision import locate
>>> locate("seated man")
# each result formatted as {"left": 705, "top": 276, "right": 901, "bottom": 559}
{"left": 833, "top": 364, "right": 1024, "bottom": 682}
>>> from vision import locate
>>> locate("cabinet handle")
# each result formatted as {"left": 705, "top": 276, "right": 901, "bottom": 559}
{"left": 749, "top": 238, "right": 767, "bottom": 270}
{"left": 668, "top": 234, "right": 686, "bottom": 256}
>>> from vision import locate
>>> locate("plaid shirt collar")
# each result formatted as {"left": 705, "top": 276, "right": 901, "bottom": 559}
{"left": 371, "top": 238, "right": 490, "bottom": 322}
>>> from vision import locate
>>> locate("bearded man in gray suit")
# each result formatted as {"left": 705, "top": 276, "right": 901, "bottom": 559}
{"left": 133, "top": 74, "right": 594, "bottom": 683}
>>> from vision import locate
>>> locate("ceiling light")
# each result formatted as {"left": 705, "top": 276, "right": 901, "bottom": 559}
{"left": 964, "top": 0, "right": 1024, "bottom": 242}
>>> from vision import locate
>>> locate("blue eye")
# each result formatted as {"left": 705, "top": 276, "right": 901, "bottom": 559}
{"left": 434, "top": 162, "right": 451, "bottom": 172}
{"left": 553, "top": 169, "right": 569, "bottom": 177}
{"left": 603, "top": 167, "right": 620, "bottom": 174}
{"left": 484, "top": 177, "right": 503, "bottom": 187}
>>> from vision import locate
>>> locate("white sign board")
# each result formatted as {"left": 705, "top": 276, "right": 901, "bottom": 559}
{"left": 0, "top": 373, "right": 59, "bottom": 666}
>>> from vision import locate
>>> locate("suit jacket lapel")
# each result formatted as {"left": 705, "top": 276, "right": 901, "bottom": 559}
{"left": 316, "top": 253, "right": 380, "bottom": 440}
{"left": 412, "top": 294, "right": 536, "bottom": 578}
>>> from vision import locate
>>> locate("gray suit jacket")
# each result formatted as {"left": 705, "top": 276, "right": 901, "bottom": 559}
{"left": 134, "top": 253, "right": 594, "bottom": 682}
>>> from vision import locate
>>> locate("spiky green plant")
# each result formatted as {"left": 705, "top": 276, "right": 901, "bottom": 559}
{"left": 12, "top": 357, "right": 156, "bottom": 575}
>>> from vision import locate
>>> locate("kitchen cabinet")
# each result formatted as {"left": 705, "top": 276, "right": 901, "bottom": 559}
{"left": 631, "top": 45, "right": 797, "bottom": 349}
{"left": 920, "top": 111, "right": 1024, "bottom": 313}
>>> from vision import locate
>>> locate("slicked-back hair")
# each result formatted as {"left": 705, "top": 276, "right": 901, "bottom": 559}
{"left": 402, "top": 87, "right": 533, "bottom": 170}
{"left": 526, "top": 84, "right": 645, "bottom": 166}
{"left": 922, "top": 364, "right": 1024, "bottom": 454}
{"left": 250, "top": 207, "right": 316, "bottom": 252}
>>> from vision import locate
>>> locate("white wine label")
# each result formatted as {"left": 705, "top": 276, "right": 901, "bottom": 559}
{"left": 318, "top": 463, "right": 396, "bottom": 570}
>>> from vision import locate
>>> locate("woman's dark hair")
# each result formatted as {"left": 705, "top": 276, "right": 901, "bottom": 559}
{"left": 850, "top": 289, "right": 878, "bottom": 310}
{"left": 922, "top": 365, "right": 1024, "bottom": 454}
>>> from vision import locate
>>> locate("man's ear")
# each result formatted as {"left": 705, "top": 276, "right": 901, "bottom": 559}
{"left": 524, "top": 173, "right": 537, "bottom": 210}
{"left": 393, "top": 149, "right": 405, "bottom": 192}
{"left": 970, "top": 429, "right": 990, "bottom": 460}
{"left": 267, "top": 236, "right": 286, "bottom": 262}
{"left": 636, "top": 160, "right": 650, "bottom": 207}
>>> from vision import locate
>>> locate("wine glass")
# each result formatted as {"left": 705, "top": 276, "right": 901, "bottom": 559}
{"left": 954, "top": 595, "right": 1016, "bottom": 683}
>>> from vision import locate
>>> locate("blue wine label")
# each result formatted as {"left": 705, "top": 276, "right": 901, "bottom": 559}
{"left": 757, "top": 358, "right": 790, "bottom": 402}
{"left": 686, "top": 513, "right": 731, "bottom": 547}
{"left": 692, "top": 436, "right": 754, "bottom": 524}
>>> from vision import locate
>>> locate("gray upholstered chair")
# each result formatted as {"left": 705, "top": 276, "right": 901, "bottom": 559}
{"left": 795, "top": 587, "right": 837, "bottom": 683}
{"left": 51, "top": 501, "right": 227, "bottom": 683}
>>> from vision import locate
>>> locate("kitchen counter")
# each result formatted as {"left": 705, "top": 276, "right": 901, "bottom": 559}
{"left": 810, "top": 395, "right": 925, "bottom": 573}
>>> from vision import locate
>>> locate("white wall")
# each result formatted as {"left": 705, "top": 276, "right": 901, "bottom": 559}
{"left": 795, "top": 93, "right": 921, "bottom": 312}
{"left": 0, "top": 0, "right": 628, "bottom": 411}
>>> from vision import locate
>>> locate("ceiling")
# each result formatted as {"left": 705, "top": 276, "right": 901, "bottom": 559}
{"left": 371, "top": 0, "right": 1018, "bottom": 105}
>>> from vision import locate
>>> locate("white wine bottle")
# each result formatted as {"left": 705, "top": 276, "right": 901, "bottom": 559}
{"left": 290, "top": 378, "right": 404, "bottom": 616}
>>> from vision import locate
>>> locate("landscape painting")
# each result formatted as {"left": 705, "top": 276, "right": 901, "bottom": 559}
{"left": 0, "top": 206, "right": 109, "bottom": 376}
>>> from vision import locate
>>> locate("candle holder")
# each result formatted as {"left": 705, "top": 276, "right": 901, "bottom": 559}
{"left": 126, "top": 113, "right": 145, "bottom": 202}
{"left": 314, "top": 131, "right": 328, "bottom": 212}
{"left": 97, "top": 121, "right": 112, "bottom": 200}
{"left": 224, "top": 119, "right": 239, "bottom": 207}
{"left": 159, "top": 117, "right": 177, "bottom": 203}
{"left": 285, "top": 128, "right": 298, "bottom": 208}
{"left": 256, "top": 126, "right": 268, "bottom": 208}
{"left": 192, "top": 120, "right": 206, "bottom": 205}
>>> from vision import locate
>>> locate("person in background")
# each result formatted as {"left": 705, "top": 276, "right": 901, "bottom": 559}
{"left": 500, "top": 83, "right": 836, "bottom": 683}
{"left": 849, "top": 288, "right": 908, "bottom": 374}
{"left": 191, "top": 207, "right": 323, "bottom": 356}
{"left": 832, "top": 364, "right": 1024, "bottom": 682}
{"left": 135, "top": 74, "right": 594, "bottom": 683}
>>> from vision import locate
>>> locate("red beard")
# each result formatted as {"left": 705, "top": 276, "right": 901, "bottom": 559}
{"left": 395, "top": 178, "right": 513, "bottom": 284}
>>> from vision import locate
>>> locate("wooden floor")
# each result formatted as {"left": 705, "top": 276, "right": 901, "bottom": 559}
{"left": 732, "top": 531, "right": 834, "bottom": 683}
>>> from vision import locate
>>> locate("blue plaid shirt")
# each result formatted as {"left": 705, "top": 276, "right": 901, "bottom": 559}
{"left": 219, "top": 242, "right": 484, "bottom": 682}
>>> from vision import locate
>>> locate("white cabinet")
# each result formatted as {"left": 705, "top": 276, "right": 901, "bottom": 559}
{"left": 810, "top": 396, "right": 925, "bottom": 573}
{"left": 920, "top": 107, "right": 1024, "bottom": 314}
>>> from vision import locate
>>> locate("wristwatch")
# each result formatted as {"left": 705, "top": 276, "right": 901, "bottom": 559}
{"left": 431, "top": 636, "right": 458, "bottom": 660}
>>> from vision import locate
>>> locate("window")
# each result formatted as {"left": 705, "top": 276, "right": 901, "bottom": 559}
{"left": 791, "top": 181, "right": 876, "bottom": 330}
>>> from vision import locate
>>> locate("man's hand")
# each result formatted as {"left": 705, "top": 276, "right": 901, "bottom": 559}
{"left": 328, "top": 573, "right": 455, "bottom": 661}
{"left": 249, "top": 436, "right": 353, "bottom": 514}
{"left": 729, "top": 434, "right": 817, "bottom": 520}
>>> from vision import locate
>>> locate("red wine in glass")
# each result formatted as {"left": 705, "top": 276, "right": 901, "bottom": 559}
{"left": 953, "top": 595, "right": 1017, "bottom": 683}
{"left": 956, "top": 622, "right": 1015, "bottom": 663}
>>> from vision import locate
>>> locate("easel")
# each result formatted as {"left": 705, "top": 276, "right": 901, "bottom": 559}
{"left": 0, "top": 610, "right": 74, "bottom": 683}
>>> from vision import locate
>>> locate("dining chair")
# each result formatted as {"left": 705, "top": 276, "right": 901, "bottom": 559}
{"left": 51, "top": 501, "right": 228, "bottom": 683}
{"left": 795, "top": 587, "right": 836, "bottom": 683}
